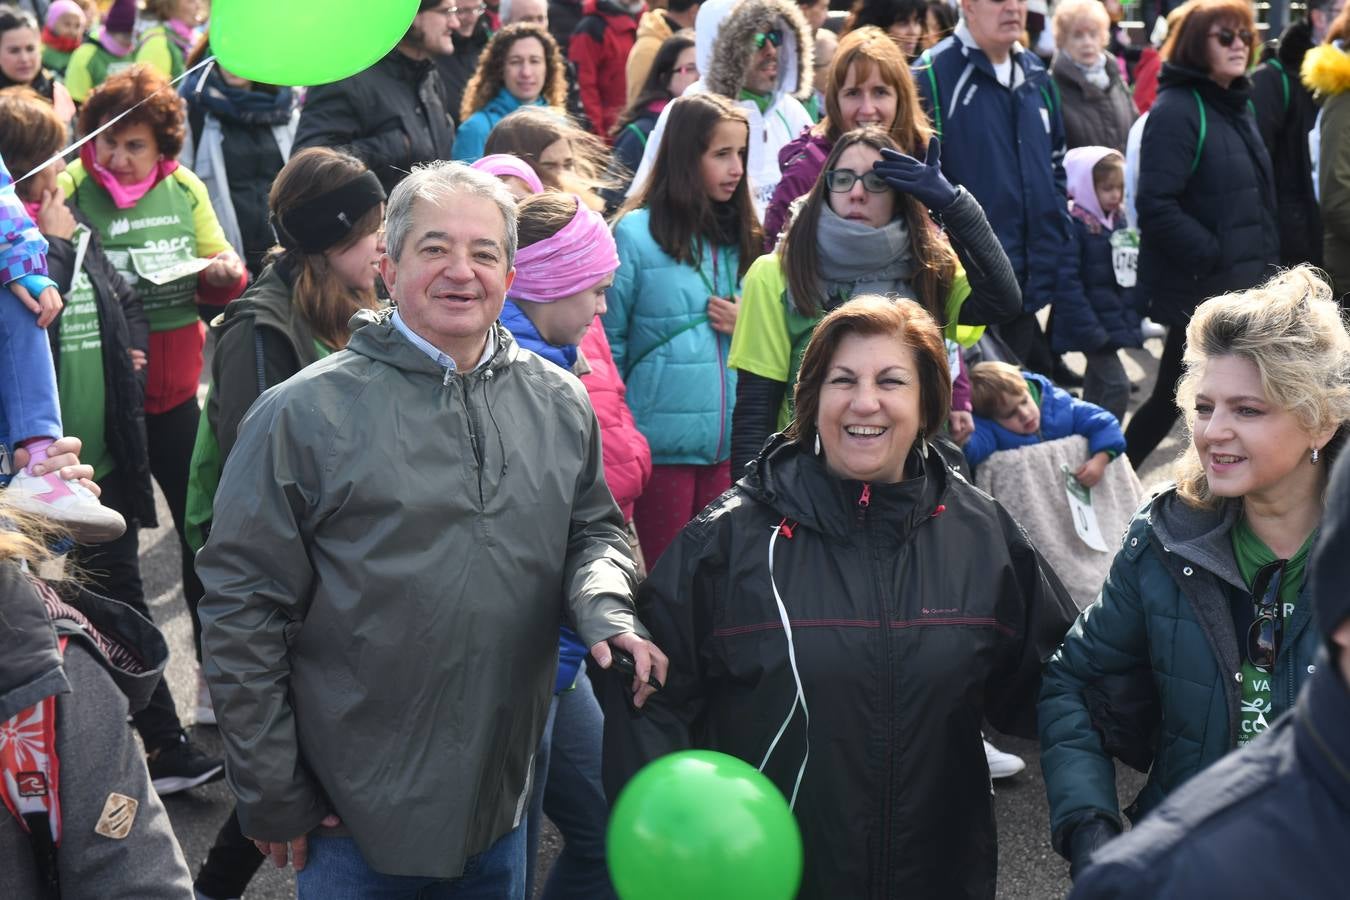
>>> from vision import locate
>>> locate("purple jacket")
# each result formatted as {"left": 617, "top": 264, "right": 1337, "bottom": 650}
{"left": 763, "top": 128, "right": 832, "bottom": 249}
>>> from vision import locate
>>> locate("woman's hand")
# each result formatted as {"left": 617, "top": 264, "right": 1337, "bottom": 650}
{"left": 1074, "top": 452, "right": 1112, "bottom": 489}
{"left": 202, "top": 251, "right": 245, "bottom": 288}
{"left": 12, "top": 436, "right": 100, "bottom": 496}
{"left": 10, "top": 281, "right": 64, "bottom": 328}
{"left": 128, "top": 349, "right": 147, "bottom": 371}
{"left": 873, "top": 137, "right": 959, "bottom": 212}
{"left": 35, "top": 189, "right": 77, "bottom": 241}
{"left": 707, "top": 295, "right": 739, "bottom": 336}
{"left": 947, "top": 410, "right": 974, "bottom": 445}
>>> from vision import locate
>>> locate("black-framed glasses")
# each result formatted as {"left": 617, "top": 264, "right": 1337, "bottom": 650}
{"left": 1211, "top": 27, "right": 1254, "bottom": 48}
{"left": 753, "top": 29, "right": 783, "bottom": 50}
{"left": 824, "top": 168, "right": 890, "bottom": 193}
{"left": 1246, "top": 559, "right": 1286, "bottom": 672}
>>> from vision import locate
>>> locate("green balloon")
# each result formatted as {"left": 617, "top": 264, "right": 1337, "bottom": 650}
{"left": 211, "top": 0, "right": 421, "bottom": 86}
{"left": 608, "top": 750, "right": 803, "bottom": 900}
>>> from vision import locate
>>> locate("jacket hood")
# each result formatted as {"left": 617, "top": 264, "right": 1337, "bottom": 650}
{"left": 1302, "top": 41, "right": 1350, "bottom": 98}
{"left": 215, "top": 260, "right": 296, "bottom": 338}
{"left": 737, "top": 433, "right": 951, "bottom": 539}
{"left": 701, "top": 0, "right": 814, "bottom": 103}
{"left": 1159, "top": 62, "right": 1254, "bottom": 109}
{"left": 636, "top": 8, "right": 674, "bottom": 43}
{"left": 1065, "top": 145, "right": 1122, "bottom": 229}
{"left": 346, "top": 307, "right": 521, "bottom": 377}
{"left": 1145, "top": 488, "right": 1245, "bottom": 591}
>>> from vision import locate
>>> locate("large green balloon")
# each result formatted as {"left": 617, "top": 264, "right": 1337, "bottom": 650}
{"left": 211, "top": 0, "right": 421, "bottom": 86}
{"left": 607, "top": 750, "right": 803, "bottom": 900}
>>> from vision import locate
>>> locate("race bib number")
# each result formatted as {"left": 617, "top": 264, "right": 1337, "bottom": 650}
{"left": 1062, "top": 465, "right": 1109, "bottom": 552}
{"left": 1110, "top": 228, "right": 1138, "bottom": 288}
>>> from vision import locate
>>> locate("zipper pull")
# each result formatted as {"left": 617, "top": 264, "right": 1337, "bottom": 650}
{"left": 443, "top": 366, "right": 453, "bottom": 387}
{"left": 857, "top": 482, "right": 871, "bottom": 523}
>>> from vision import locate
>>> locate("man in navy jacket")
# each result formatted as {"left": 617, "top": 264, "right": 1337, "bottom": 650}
{"left": 914, "top": 0, "right": 1077, "bottom": 377}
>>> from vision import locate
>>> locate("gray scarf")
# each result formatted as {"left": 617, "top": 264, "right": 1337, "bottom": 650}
{"left": 1075, "top": 53, "right": 1111, "bottom": 91}
{"left": 812, "top": 204, "right": 916, "bottom": 310}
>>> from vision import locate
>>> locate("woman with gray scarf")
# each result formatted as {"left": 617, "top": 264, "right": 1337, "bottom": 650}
{"left": 728, "top": 126, "right": 1021, "bottom": 475}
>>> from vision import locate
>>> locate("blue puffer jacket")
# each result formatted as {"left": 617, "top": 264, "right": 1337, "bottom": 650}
{"left": 604, "top": 207, "right": 738, "bottom": 466}
{"left": 915, "top": 29, "right": 1075, "bottom": 312}
{"left": 964, "top": 371, "right": 1125, "bottom": 467}
{"left": 1051, "top": 210, "right": 1142, "bottom": 354}
{"left": 1039, "top": 489, "right": 1321, "bottom": 854}
{"left": 452, "top": 89, "right": 551, "bottom": 163}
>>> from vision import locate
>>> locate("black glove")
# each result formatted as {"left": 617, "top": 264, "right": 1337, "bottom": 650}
{"left": 1068, "top": 817, "right": 1120, "bottom": 881}
{"left": 872, "top": 136, "right": 959, "bottom": 212}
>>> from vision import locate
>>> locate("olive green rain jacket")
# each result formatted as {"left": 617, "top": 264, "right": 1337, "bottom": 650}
{"left": 196, "top": 309, "right": 644, "bottom": 878}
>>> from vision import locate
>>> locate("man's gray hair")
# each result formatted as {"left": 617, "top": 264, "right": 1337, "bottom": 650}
{"left": 384, "top": 161, "right": 519, "bottom": 267}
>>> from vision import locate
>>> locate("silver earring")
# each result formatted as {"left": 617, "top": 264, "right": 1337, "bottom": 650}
{"left": 814, "top": 432, "right": 822, "bottom": 456}
{"left": 918, "top": 428, "right": 929, "bottom": 460}
{"left": 1312, "top": 447, "right": 1320, "bottom": 465}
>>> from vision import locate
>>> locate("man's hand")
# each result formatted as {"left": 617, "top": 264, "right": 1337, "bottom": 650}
{"left": 1074, "top": 451, "right": 1112, "bottom": 488}
{"left": 252, "top": 813, "right": 341, "bottom": 872}
{"left": 591, "top": 631, "right": 669, "bottom": 710}
{"left": 947, "top": 410, "right": 974, "bottom": 445}
{"left": 707, "top": 295, "right": 738, "bottom": 336}
{"left": 12, "top": 436, "right": 99, "bottom": 495}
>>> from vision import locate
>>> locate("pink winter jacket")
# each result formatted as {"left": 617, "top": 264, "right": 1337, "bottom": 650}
{"left": 579, "top": 319, "right": 652, "bottom": 519}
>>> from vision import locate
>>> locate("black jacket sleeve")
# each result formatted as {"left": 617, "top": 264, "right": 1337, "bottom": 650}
{"left": 293, "top": 82, "right": 409, "bottom": 175}
{"left": 44, "top": 233, "right": 76, "bottom": 295}
{"left": 730, "top": 371, "right": 786, "bottom": 478}
{"left": 1136, "top": 97, "right": 1221, "bottom": 269}
{"left": 1248, "top": 63, "right": 1285, "bottom": 159}
{"left": 209, "top": 320, "right": 302, "bottom": 463}
{"left": 939, "top": 188, "right": 1023, "bottom": 326}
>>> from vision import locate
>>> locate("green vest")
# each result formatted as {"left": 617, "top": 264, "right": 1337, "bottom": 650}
{"left": 81, "top": 44, "right": 133, "bottom": 90}
{"left": 135, "top": 25, "right": 185, "bottom": 79}
{"left": 55, "top": 225, "right": 114, "bottom": 481}
{"left": 74, "top": 170, "right": 202, "bottom": 332}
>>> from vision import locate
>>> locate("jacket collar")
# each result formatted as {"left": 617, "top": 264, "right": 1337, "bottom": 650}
{"left": 347, "top": 307, "right": 519, "bottom": 378}
{"left": 1295, "top": 657, "right": 1350, "bottom": 813}
{"left": 1148, "top": 490, "right": 1246, "bottom": 591}
{"left": 953, "top": 21, "right": 1030, "bottom": 89}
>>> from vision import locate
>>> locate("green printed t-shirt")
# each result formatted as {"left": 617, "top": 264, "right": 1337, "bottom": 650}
{"left": 727, "top": 254, "right": 984, "bottom": 428}
{"left": 61, "top": 162, "right": 230, "bottom": 332}
{"left": 1230, "top": 518, "right": 1315, "bottom": 746}
{"left": 56, "top": 226, "right": 114, "bottom": 481}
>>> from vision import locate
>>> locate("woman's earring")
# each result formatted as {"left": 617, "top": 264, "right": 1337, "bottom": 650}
{"left": 814, "top": 432, "right": 822, "bottom": 456}
{"left": 918, "top": 428, "right": 929, "bottom": 460}
{"left": 1312, "top": 447, "right": 1320, "bottom": 465}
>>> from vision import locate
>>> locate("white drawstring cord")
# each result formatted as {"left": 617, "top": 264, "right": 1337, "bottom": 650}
{"left": 758, "top": 524, "right": 810, "bottom": 809}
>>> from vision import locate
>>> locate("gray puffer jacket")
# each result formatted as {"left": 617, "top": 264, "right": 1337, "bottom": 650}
{"left": 197, "top": 310, "right": 646, "bottom": 879}
{"left": 0, "top": 563, "right": 191, "bottom": 900}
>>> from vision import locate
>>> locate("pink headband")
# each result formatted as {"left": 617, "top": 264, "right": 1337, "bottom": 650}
{"left": 509, "top": 196, "right": 619, "bottom": 303}
{"left": 472, "top": 154, "right": 544, "bottom": 196}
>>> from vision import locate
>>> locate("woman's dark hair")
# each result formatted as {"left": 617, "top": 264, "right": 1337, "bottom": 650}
{"left": 612, "top": 31, "right": 695, "bottom": 137}
{"left": 845, "top": 0, "right": 927, "bottom": 34}
{"left": 516, "top": 190, "right": 576, "bottom": 248}
{"left": 0, "top": 5, "right": 36, "bottom": 36}
{"left": 779, "top": 127, "right": 956, "bottom": 322}
{"left": 622, "top": 93, "right": 763, "bottom": 277}
{"left": 0, "top": 86, "right": 64, "bottom": 195}
{"left": 78, "top": 64, "right": 186, "bottom": 158}
{"left": 822, "top": 25, "right": 929, "bottom": 147}
{"left": 1160, "top": 0, "right": 1257, "bottom": 73}
{"left": 461, "top": 23, "right": 567, "bottom": 121}
{"left": 787, "top": 293, "right": 952, "bottom": 447}
{"left": 925, "top": 0, "right": 957, "bottom": 43}
{"left": 267, "top": 147, "right": 382, "bottom": 350}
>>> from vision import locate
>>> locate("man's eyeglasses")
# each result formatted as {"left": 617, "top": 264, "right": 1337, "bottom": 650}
{"left": 1210, "top": 27, "right": 1254, "bottom": 48}
{"left": 754, "top": 29, "right": 783, "bottom": 50}
{"left": 430, "top": 4, "right": 465, "bottom": 18}
{"left": 824, "top": 169, "right": 889, "bottom": 193}
{"left": 1246, "top": 559, "right": 1286, "bottom": 672}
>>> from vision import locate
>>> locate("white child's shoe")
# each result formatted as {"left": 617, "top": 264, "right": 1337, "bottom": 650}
{"left": 5, "top": 468, "right": 125, "bottom": 544}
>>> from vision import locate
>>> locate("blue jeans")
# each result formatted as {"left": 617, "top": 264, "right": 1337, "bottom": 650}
{"left": 297, "top": 825, "right": 526, "bottom": 900}
{"left": 0, "top": 285, "right": 61, "bottom": 453}
{"left": 525, "top": 668, "right": 616, "bottom": 900}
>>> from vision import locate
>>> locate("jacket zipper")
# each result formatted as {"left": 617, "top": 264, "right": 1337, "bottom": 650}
{"left": 856, "top": 482, "right": 895, "bottom": 892}
{"left": 453, "top": 372, "right": 486, "bottom": 507}
{"left": 715, "top": 336, "right": 727, "bottom": 463}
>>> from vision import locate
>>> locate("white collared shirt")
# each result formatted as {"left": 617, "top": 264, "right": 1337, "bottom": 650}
{"left": 391, "top": 308, "right": 495, "bottom": 373}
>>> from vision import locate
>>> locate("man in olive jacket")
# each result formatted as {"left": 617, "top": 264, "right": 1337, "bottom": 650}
{"left": 197, "top": 161, "right": 667, "bottom": 894}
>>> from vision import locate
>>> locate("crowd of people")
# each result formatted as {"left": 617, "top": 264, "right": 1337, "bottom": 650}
{"left": 2, "top": 0, "right": 1350, "bottom": 897}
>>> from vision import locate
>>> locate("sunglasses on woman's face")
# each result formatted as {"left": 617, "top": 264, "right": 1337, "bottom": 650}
{"left": 824, "top": 169, "right": 890, "bottom": 193}
{"left": 1210, "top": 27, "right": 1254, "bottom": 48}
{"left": 1246, "top": 559, "right": 1286, "bottom": 672}
{"left": 754, "top": 29, "right": 783, "bottom": 50}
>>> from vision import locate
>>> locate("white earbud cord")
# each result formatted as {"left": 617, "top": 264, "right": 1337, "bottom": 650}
{"left": 758, "top": 525, "right": 810, "bottom": 809}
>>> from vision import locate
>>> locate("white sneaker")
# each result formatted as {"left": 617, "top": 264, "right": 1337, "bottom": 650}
{"left": 1140, "top": 318, "right": 1167, "bottom": 341}
{"left": 4, "top": 468, "right": 126, "bottom": 544}
{"left": 195, "top": 670, "right": 216, "bottom": 726}
{"left": 984, "top": 739, "right": 1026, "bottom": 779}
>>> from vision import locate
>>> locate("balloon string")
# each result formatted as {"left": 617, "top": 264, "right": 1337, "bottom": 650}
{"left": 16, "top": 56, "right": 219, "bottom": 184}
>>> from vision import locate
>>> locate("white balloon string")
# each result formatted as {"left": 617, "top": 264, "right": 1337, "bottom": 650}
{"left": 16, "top": 56, "right": 219, "bottom": 184}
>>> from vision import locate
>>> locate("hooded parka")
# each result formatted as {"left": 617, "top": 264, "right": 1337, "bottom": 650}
{"left": 602, "top": 436, "right": 1078, "bottom": 899}
{"left": 197, "top": 311, "right": 646, "bottom": 878}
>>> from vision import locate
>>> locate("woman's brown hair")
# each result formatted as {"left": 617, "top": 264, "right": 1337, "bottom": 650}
{"left": 78, "top": 64, "right": 186, "bottom": 158}
{"left": 786, "top": 293, "right": 952, "bottom": 448}
{"left": 460, "top": 23, "right": 568, "bottom": 122}
{"left": 823, "top": 26, "right": 931, "bottom": 151}
{"left": 0, "top": 87, "right": 66, "bottom": 195}
{"left": 779, "top": 127, "right": 956, "bottom": 323}
{"left": 516, "top": 191, "right": 577, "bottom": 248}
{"left": 483, "top": 107, "right": 614, "bottom": 209}
{"left": 620, "top": 93, "right": 763, "bottom": 278}
{"left": 1160, "top": 0, "right": 1258, "bottom": 73}
{"left": 267, "top": 148, "right": 382, "bottom": 350}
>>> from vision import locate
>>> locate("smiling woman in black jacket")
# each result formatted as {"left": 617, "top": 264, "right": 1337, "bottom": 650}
{"left": 1126, "top": 0, "right": 1279, "bottom": 466}
{"left": 602, "top": 295, "right": 1077, "bottom": 900}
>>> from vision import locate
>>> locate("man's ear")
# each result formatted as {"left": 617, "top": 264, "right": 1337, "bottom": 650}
{"left": 503, "top": 266, "right": 516, "bottom": 292}
{"left": 379, "top": 253, "right": 398, "bottom": 299}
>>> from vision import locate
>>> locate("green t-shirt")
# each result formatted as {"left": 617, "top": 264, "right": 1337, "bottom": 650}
{"left": 727, "top": 254, "right": 985, "bottom": 428}
{"left": 56, "top": 226, "right": 114, "bottom": 481}
{"left": 1230, "top": 518, "right": 1315, "bottom": 746}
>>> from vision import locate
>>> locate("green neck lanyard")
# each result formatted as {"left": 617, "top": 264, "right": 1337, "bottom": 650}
{"left": 694, "top": 239, "right": 733, "bottom": 298}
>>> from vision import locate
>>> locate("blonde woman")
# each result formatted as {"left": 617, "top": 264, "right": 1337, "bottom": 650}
{"left": 1038, "top": 266, "right": 1350, "bottom": 881}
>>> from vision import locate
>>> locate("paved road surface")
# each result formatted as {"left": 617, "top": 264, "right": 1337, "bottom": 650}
{"left": 142, "top": 341, "right": 1182, "bottom": 898}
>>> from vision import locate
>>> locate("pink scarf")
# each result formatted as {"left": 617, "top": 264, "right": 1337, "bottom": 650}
{"left": 165, "top": 18, "right": 195, "bottom": 50}
{"left": 80, "top": 142, "right": 178, "bottom": 210}
{"left": 97, "top": 26, "right": 132, "bottom": 57}
{"left": 509, "top": 196, "right": 619, "bottom": 302}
